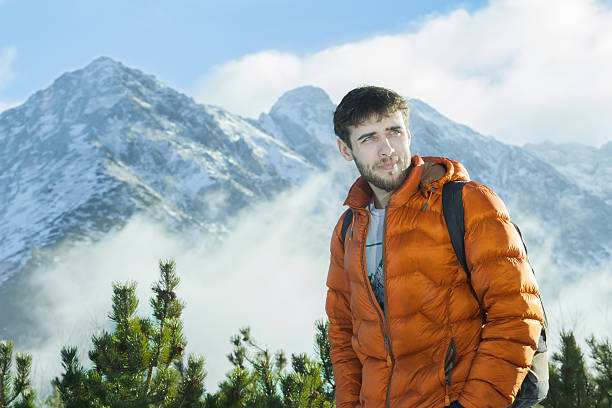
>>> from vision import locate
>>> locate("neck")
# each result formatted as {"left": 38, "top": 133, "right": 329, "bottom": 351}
{"left": 371, "top": 185, "right": 393, "bottom": 209}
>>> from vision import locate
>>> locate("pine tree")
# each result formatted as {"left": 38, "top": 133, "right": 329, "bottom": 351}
{"left": 43, "top": 386, "right": 63, "bottom": 408}
{"left": 542, "top": 362, "right": 562, "bottom": 408}
{"left": 314, "top": 319, "right": 334, "bottom": 402}
{"left": 213, "top": 321, "right": 336, "bottom": 408}
{"left": 0, "top": 340, "right": 35, "bottom": 408}
{"left": 214, "top": 327, "right": 283, "bottom": 408}
{"left": 541, "top": 329, "right": 594, "bottom": 408}
{"left": 169, "top": 355, "right": 206, "bottom": 408}
{"left": 52, "top": 259, "right": 206, "bottom": 407}
{"left": 587, "top": 335, "right": 612, "bottom": 407}
{"left": 51, "top": 347, "right": 90, "bottom": 408}
{"left": 280, "top": 353, "right": 333, "bottom": 408}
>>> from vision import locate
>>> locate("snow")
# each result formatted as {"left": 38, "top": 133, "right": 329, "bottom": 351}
{"left": 268, "top": 86, "right": 336, "bottom": 148}
{"left": 70, "top": 123, "right": 87, "bottom": 137}
{"left": 132, "top": 97, "right": 152, "bottom": 109}
{"left": 83, "top": 94, "right": 121, "bottom": 114}
{"left": 9, "top": 124, "right": 24, "bottom": 135}
{"left": 0, "top": 55, "right": 610, "bottom": 291}
{"left": 34, "top": 113, "right": 58, "bottom": 136}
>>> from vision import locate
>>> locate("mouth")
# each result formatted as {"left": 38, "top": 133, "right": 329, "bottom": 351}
{"left": 377, "top": 159, "right": 397, "bottom": 171}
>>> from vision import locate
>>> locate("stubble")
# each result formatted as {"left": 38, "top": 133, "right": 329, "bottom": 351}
{"left": 353, "top": 156, "right": 411, "bottom": 192}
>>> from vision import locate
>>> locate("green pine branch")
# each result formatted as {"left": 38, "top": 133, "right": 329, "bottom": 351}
{"left": 0, "top": 341, "right": 35, "bottom": 408}
{"left": 52, "top": 259, "right": 205, "bottom": 408}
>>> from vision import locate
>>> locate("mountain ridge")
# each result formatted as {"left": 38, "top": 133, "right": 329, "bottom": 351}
{"left": 1, "top": 56, "right": 610, "bottom": 292}
{"left": 0, "top": 57, "right": 319, "bottom": 285}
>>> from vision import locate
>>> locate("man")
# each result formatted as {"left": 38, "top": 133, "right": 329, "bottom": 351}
{"left": 325, "top": 86, "right": 544, "bottom": 408}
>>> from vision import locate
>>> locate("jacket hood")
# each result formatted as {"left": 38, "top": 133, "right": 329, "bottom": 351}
{"left": 343, "top": 155, "right": 470, "bottom": 209}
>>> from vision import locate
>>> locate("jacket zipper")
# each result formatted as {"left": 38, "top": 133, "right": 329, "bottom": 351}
{"left": 356, "top": 208, "right": 394, "bottom": 406}
{"left": 382, "top": 208, "right": 396, "bottom": 408}
{"left": 444, "top": 338, "right": 456, "bottom": 406}
{"left": 357, "top": 208, "right": 388, "bottom": 341}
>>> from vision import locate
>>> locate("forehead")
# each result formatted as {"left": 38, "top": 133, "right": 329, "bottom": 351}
{"left": 348, "top": 110, "right": 406, "bottom": 137}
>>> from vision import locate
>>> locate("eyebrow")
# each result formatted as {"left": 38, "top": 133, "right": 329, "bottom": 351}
{"left": 357, "top": 126, "right": 403, "bottom": 141}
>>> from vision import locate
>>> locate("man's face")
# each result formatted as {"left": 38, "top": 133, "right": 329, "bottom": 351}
{"left": 338, "top": 110, "right": 412, "bottom": 193}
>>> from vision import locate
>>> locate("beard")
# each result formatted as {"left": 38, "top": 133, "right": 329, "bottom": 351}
{"left": 354, "top": 155, "right": 411, "bottom": 192}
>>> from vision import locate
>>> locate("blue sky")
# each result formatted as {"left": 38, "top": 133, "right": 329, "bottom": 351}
{"left": 2, "top": 0, "right": 612, "bottom": 146}
{"left": 0, "top": 0, "right": 487, "bottom": 102}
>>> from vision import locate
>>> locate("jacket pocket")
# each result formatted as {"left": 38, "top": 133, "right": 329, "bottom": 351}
{"left": 444, "top": 338, "right": 457, "bottom": 385}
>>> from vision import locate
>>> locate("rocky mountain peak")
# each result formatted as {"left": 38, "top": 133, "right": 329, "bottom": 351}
{"left": 21, "top": 55, "right": 181, "bottom": 122}
{"left": 81, "top": 56, "right": 123, "bottom": 76}
{"left": 269, "top": 86, "right": 334, "bottom": 117}
{"left": 255, "top": 86, "right": 336, "bottom": 165}
{"left": 57, "top": 55, "right": 160, "bottom": 91}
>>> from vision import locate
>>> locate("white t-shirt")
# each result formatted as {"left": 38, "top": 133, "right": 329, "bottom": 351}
{"left": 366, "top": 200, "right": 386, "bottom": 311}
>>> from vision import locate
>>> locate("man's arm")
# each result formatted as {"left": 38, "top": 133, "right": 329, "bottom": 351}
{"left": 325, "top": 212, "right": 363, "bottom": 408}
{"left": 457, "top": 182, "right": 545, "bottom": 408}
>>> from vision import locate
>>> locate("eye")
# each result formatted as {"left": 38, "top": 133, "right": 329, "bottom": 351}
{"left": 390, "top": 129, "right": 402, "bottom": 136}
{"left": 361, "top": 135, "right": 374, "bottom": 143}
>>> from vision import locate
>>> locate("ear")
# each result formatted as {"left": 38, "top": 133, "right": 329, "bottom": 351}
{"left": 337, "top": 138, "right": 353, "bottom": 161}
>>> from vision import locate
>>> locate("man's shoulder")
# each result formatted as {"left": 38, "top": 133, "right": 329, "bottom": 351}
{"left": 459, "top": 181, "right": 510, "bottom": 223}
{"left": 331, "top": 208, "right": 353, "bottom": 241}
{"left": 461, "top": 180, "right": 504, "bottom": 203}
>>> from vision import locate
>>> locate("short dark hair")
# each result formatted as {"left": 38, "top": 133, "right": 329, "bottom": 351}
{"left": 333, "top": 86, "right": 410, "bottom": 148}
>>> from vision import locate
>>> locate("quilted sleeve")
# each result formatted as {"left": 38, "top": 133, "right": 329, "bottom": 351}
{"left": 325, "top": 212, "right": 363, "bottom": 408}
{"left": 457, "top": 182, "right": 545, "bottom": 408}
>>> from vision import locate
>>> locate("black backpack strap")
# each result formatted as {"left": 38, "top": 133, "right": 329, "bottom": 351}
{"left": 340, "top": 208, "right": 353, "bottom": 247}
{"left": 442, "top": 181, "right": 469, "bottom": 278}
{"left": 513, "top": 222, "right": 530, "bottom": 258}
{"left": 442, "top": 181, "right": 549, "bottom": 328}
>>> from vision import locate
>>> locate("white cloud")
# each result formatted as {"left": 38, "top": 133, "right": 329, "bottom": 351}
{"left": 0, "top": 46, "right": 16, "bottom": 89}
{"left": 194, "top": 0, "right": 612, "bottom": 147}
{"left": 21, "top": 163, "right": 353, "bottom": 395}
{"left": 515, "top": 212, "right": 612, "bottom": 354}
{"left": 545, "top": 263, "right": 612, "bottom": 358}
{"left": 196, "top": 51, "right": 303, "bottom": 120}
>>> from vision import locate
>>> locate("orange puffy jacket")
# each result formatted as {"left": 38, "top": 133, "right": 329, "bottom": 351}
{"left": 325, "top": 156, "right": 544, "bottom": 408}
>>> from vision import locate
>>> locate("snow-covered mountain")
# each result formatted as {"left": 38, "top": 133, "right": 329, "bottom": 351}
{"left": 253, "top": 86, "right": 336, "bottom": 169}
{"left": 523, "top": 141, "right": 612, "bottom": 206}
{"left": 0, "top": 57, "right": 321, "bottom": 286}
{"left": 408, "top": 99, "right": 612, "bottom": 270}
{"left": 1, "top": 57, "right": 611, "bottom": 342}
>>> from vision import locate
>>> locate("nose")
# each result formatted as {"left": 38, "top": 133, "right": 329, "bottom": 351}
{"left": 379, "top": 137, "right": 395, "bottom": 157}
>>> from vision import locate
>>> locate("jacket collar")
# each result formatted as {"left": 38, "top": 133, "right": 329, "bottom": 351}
{"left": 343, "top": 155, "right": 470, "bottom": 209}
{"left": 419, "top": 156, "right": 471, "bottom": 191}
